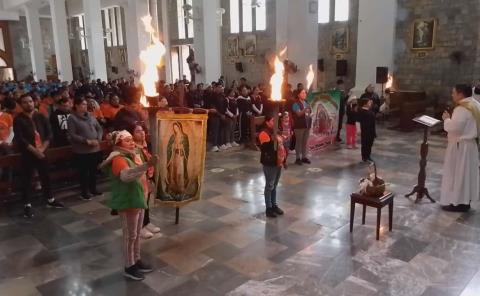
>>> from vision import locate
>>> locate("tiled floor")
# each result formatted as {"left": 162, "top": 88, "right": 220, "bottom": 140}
{"left": 1, "top": 126, "right": 480, "bottom": 296}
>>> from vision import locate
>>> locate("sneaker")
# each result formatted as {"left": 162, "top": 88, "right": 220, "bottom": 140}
{"left": 266, "top": 208, "right": 277, "bottom": 218}
{"left": 46, "top": 199, "right": 65, "bottom": 209}
{"left": 289, "top": 149, "right": 296, "bottom": 155}
{"left": 135, "top": 260, "right": 153, "bottom": 273}
{"left": 226, "top": 143, "right": 232, "bottom": 148}
{"left": 219, "top": 144, "right": 228, "bottom": 151}
{"left": 295, "top": 159, "right": 303, "bottom": 165}
{"left": 24, "top": 206, "right": 34, "bottom": 218}
{"left": 302, "top": 158, "right": 311, "bottom": 164}
{"left": 211, "top": 146, "right": 219, "bottom": 152}
{"left": 124, "top": 265, "right": 145, "bottom": 281}
{"left": 145, "top": 223, "right": 161, "bottom": 233}
{"left": 140, "top": 228, "right": 154, "bottom": 239}
{"left": 272, "top": 205, "right": 284, "bottom": 215}
{"left": 232, "top": 142, "right": 240, "bottom": 147}
{"left": 81, "top": 193, "right": 92, "bottom": 201}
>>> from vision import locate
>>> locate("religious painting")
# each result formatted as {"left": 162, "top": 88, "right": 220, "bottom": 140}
{"left": 226, "top": 36, "right": 239, "bottom": 58}
{"left": 331, "top": 27, "right": 349, "bottom": 53}
{"left": 306, "top": 90, "right": 340, "bottom": 151}
{"left": 243, "top": 34, "right": 257, "bottom": 56}
{"left": 155, "top": 113, "right": 208, "bottom": 207}
{"left": 412, "top": 18, "right": 436, "bottom": 50}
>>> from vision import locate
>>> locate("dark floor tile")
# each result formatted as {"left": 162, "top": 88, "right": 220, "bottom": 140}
{"left": 191, "top": 262, "right": 248, "bottom": 294}
{"left": 160, "top": 279, "right": 220, "bottom": 296}
{"left": 202, "top": 242, "right": 242, "bottom": 262}
{"left": 192, "top": 218, "right": 227, "bottom": 232}
{"left": 37, "top": 276, "right": 92, "bottom": 296}
{"left": 90, "top": 272, "right": 160, "bottom": 296}
{"left": 387, "top": 236, "right": 429, "bottom": 262}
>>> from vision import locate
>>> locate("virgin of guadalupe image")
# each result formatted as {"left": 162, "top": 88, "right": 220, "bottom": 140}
{"left": 166, "top": 122, "right": 189, "bottom": 197}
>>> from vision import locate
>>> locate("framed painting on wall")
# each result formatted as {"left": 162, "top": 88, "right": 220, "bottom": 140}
{"left": 412, "top": 18, "right": 436, "bottom": 50}
{"left": 155, "top": 113, "right": 208, "bottom": 207}
{"left": 226, "top": 36, "right": 239, "bottom": 58}
{"left": 331, "top": 27, "right": 349, "bottom": 53}
{"left": 243, "top": 34, "right": 257, "bottom": 56}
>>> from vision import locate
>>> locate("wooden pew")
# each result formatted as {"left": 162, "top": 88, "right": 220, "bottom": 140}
{"left": 0, "top": 141, "right": 111, "bottom": 200}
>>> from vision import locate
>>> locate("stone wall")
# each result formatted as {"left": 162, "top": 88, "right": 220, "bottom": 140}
{"left": 8, "top": 17, "right": 32, "bottom": 81}
{"left": 394, "top": 0, "right": 480, "bottom": 100}
{"left": 317, "top": 0, "right": 359, "bottom": 91}
{"left": 220, "top": 0, "right": 276, "bottom": 87}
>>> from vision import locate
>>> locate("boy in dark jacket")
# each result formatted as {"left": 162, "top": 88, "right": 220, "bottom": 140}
{"left": 357, "top": 99, "right": 376, "bottom": 162}
{"left": 258, "top": 115, "right": 286, "bottom": 218}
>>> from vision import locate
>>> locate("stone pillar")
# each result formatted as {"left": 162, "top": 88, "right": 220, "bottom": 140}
{"left": 352, "top": 0, "right": 397, "bottom": 95}
{"left": 159, "top": 0, "right": 172, "bottom": 83}
{"left": 49, "top": 0, "right": 73, "bottom": 81}
{"left": 23, "top": 4, "right": 47, "bottom": 81}
{"left": 83, "top": 0, "right": 107, "bottom": 81}
{"left": 193, "top": 0, "right": 222, "bottom": 84}
{"left": 123, "top": 0, "right": 150, "bottom": 76}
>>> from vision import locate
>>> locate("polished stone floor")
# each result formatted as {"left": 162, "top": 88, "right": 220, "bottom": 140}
{"left": 1, "top": 125, "right": 480, "bottom": 296}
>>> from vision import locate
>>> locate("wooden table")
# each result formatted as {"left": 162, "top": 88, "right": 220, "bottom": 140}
{"left": 350, "top": 192, "right": 394, "bottom": 240}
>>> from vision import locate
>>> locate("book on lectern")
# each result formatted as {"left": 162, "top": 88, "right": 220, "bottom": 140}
{"left": 413, "top": 115, "right": 441, "bottom": 127}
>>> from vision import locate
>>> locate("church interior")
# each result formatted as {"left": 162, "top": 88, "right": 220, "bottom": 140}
{"left": 0, "top": 0, "right": 479, "bottom": 295}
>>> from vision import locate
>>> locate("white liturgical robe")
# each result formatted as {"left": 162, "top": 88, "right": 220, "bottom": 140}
{"left": 440, "top": 97, "right": 480, "bottom": 206}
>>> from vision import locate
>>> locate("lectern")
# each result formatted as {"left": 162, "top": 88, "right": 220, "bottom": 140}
{"left": 405, "top": 115, "right": 441, "bottom": 203}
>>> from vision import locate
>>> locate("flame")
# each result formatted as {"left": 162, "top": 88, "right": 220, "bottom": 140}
{"left": 385, "top": 74, "right": 393, "bottom": 89}
{"left": 279, "top": 46, "right": 287, "bottom": 57}
{"left": 139, "top": 15, "right": 166, "bottom": 107}
{"left": 306, "top": 64, "right": 314, "bottom": 90}
{"left": 269, "top": 56, "right": 284, "bottom": 101}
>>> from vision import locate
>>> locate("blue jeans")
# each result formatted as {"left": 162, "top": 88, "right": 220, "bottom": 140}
{"left": 263, "top": 165, "right": 282, "bottom": 208}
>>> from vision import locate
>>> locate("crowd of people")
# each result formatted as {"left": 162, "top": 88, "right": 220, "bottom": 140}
{"left": 0, "top": 75, "right": 388, "bottom": 280}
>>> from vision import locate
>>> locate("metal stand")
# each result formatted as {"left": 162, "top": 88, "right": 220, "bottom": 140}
{"left": 405, "top": 127, "right": 436, "bottom": 203}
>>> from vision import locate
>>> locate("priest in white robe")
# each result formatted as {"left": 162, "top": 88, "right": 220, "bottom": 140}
{"left": 440, "top": 84, "right": 480, "bottom": 212}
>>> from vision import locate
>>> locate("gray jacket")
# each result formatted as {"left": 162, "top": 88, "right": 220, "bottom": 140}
{"left": 67, "top": 112, "right": 103, "bottom": 154}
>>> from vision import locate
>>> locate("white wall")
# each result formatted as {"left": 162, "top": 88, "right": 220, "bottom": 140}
{"left": 285, "top": 0, "right": 318, "bottom": 89}
{"left": 352, "top": 0, "right": 397, "bottom": 95}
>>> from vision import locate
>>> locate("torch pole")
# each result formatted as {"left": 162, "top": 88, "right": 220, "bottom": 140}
{"left": 273, "top": 102, "right": 279, "bottom": 150}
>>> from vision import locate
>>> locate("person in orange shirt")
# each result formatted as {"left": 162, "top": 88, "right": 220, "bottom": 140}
{"left": 38, "top": 93, "right": 55, "bottom": 118}
{"left": 101, "top": 94, "right": 123, "bottom": 122}
{"left": 0, "top": 101, "right": 14, "bottom": 152}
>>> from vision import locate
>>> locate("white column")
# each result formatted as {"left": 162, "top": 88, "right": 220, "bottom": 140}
{"left": 123, "top": 0, "right": 149, "bottom": 76}
{"left": 23, "top": 4, "right": 47, "bottom": 81}
{"left": 275, "top": 0, "right": 288, "bottom": 51}
{"left": 193, "top": 0, "right": 222, "bottom": 84}
{"left": 49, "top": 0, "right": 73, "bottom": 81}
{"left": 352, "top": 0, "right": 397, "bottom": 95}
{"left": 159, "top": 0, "right": 172, "bottom": 83}
{"left": 83, "top": 0, "right": 108, "bottom": 81}
{"left": 285, "top": 0, "right": 318, "bottom": 89}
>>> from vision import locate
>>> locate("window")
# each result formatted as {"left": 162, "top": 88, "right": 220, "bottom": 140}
{"left": 176, "top": 0, "right": 194, "bottom": 40}
{"left": 334, "top": 0, "right": 349, "bottom": 21}
{"left": 171, "top": 45, "right": 192, "bottom": 82}
{"left": 230, "top": 0, "right": 267, "bottom": 33}
{"left": 77, "top": 14, "right": 87, "bottom": 50}
{"left": 229, "top": 0, "right": 240, "bottom": 33}
{"left": 318, "top": 0, "right": 330, "bottom": 23}
{"left": 242, "top": 0, "right": 252, "bottom": 32}
{"left": 102, "top": 6, "right": 125, "bottom": 47}
{"left": 255, "top": 0, "right": 266, "bottom": 31}
{"left": 116, "top": 7, "right": 124, "bottom": 46}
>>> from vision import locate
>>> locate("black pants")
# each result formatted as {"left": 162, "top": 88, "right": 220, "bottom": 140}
{"left": 20, "top": 154, "right": 53, "bottom": 204}
{"left": 74, "top": 152, "right": 101, "bottom": 196}
{"left": 208, "top": 116, "right": 221, "bottom": 147}
{"left": 361, "top": 137, "right": 374, "bottom": 161}
{"left": 239, "top": 113, "right": 250, "bottom": 144}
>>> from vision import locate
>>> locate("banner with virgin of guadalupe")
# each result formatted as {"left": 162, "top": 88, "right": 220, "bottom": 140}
{"left": 155, "top": 113, "right": 208, "bottom": 206}
{"left": 306, "top": 90, "right": 341, "bottom": 151}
